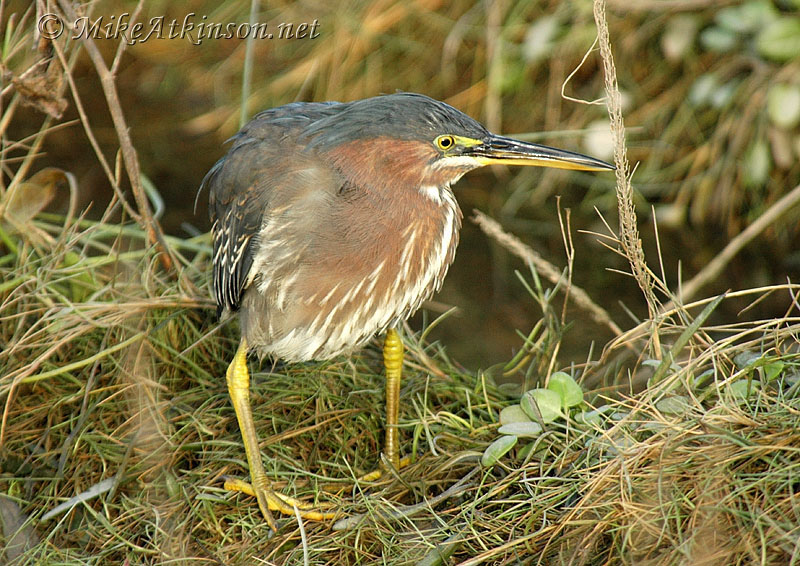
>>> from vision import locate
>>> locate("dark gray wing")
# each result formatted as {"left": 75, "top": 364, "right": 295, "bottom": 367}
{"left": 203, "top": 102, "right": 341, "bottom": 315}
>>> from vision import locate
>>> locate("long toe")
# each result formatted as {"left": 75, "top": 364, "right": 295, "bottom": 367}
{"left": 358, "top": 455, "right": 413, "bottom": 482}
{"left": 224, "top": 475, "right": 339, "bottom": 524}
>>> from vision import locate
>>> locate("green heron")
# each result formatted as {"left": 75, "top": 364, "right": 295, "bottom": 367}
{"left": 202, "top": 92, "right": 613, "bottom": 529}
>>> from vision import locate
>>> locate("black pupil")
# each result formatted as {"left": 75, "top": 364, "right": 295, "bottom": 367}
{"left": 441, "top": 137, "right": 451, "bottom": 147}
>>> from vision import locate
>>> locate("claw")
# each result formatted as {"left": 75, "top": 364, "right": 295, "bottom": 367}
{"left": 358, "top": 455, "right": 412, "bottom": 482}
{"left": 225, "top": 339, "right": 338, "bottom": 528}
{"left": 224, "top": 476, "right": 338, "bottom": 521}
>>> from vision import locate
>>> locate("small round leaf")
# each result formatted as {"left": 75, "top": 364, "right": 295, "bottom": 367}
{"left": 743, "top": 139, "right": 771, "bottom": 188}
{"left": 655, "top": 395, "right": 691, "bottom": 415}
{"left": 729, "top": 380, "right": 758, "bottom": 402}
{"left": 700, "top": 27, "right": 738, "bottom": 52}
{"left": 521, "top": 389, "right": 562, "bottom": 423}
{"left": 481, "top": 435, "right": 518, "bottom": 467}
{"left": 575, "top": 406, "right": 610, "bottom": 426}
{"left": 547, "top": 372, "right": 584, "bottom": 408}
{"left": 498, "top": 421, "right": 543, "bottom": 438}
{"left": 734, "top": 351, "right": 762, "bottom": 370}
{"left": 499, "top": 404, "right": 532, "bottom": 425}
{"left": 756, "top": 18, "right": 800, "bottom": 62}
{"left": 763, "top": 361, "right": 784, "bottom": 382}
{"left": 767, "top": 83, "right": 800, "bottom": 130}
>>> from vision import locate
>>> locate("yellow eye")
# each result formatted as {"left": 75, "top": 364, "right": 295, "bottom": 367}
{"left": 435, "top": 135, "right": 455, "bottom": 150}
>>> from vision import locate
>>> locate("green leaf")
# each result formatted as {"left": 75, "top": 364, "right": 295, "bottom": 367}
{"left": 517, "top": 441, "right": 549, "bottom": 461}
{"left": 498, "top": 421, "right": 543, "bottom": 438}
{"left": 655, "top": 395, "right": 691, "bottom": 415}
{"left": 521, "top": 389, "right": 562, "bottom": 423}
{"left": 729, "top": 379, "right": 758, "bottom": 401}
{"left": 689, "top": 74, "right": 719, "bottom": 107}
{"left": 547, "top": 372, "right": 584, "bottom": 408}
{"left": 767, "top": 83, "right": 800, "bottom": 130}
{"left": 499, "top": 404, "right": 532, "bottom": 425}
{"left": 700, "top": 27, "right": 738, "bottom": 52}
{"left": 716, "top": 1, "right": 778, "bottom": 34}
{"left": 692, "top": 368, "right": 716, "bottom": 389}
{"left": 481, "top": 435, "right": 518, "bottom": 467}
{"left": 744, "top": 139, "right": 771, "bottom": 188}
{"left": 756, "top": 18, "right": 800, "bottom": 62}
{"left": 662, "top": 14, "right": 699, "bottom": 61}
{"left": 734, "top": 351, "right": 762, "bottom": 370}
{"left": 575, "top": 406, "right": 609, "bottom": 426}
{"left": 763, "top": 361, "right": 784, "bottom": 381}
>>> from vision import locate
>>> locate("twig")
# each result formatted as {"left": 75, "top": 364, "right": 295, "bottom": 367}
{"left": 672, "top": 183, "right": 800, "bottom": 306}
{"left": 484, "top": 0, "right": 504, "bottom": 133}
{"left": 49, "top": 35, "right": 140, "bottom": 223}
{"left": 293, "top": 505, "right": 310, "bottom": 566}
{"left": 240, "top": 0, "right": 260, "bottom": 128}
{"left": 56, "top": 0, "right": 178, "bottom": 274}
{"left": 332, "top": 466, "right": 480, "bottom": 531}
{"left": 40, "top": 477, "right": 116, "bottom": 522}
{"left": 472, "top": 210, "right": 623, "bottom": 337}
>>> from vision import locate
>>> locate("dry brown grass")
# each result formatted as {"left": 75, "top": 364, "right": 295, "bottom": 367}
{"left": 2, "top": 1, "right": 800, "bottom": 564}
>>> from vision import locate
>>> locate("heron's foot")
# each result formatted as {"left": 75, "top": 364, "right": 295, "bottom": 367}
{"left": 358, "top": 454, "right": 413, "bottom": 482}
{"left": 224, "top": 472, "right": 338, "bottom": 523}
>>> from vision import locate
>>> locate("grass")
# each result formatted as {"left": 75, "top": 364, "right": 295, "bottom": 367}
{"left": 2, "top": 206, "right": 800, "bottom": 565}
{"left": 2, "top": 1, "right": 800, "bottom": 564}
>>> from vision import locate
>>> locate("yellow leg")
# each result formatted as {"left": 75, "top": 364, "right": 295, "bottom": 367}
{"left": 383, "top": 328, "right": 404, "bottom": 469}
{"left": 225, "top": 338, "right": 336, "bottom": 529}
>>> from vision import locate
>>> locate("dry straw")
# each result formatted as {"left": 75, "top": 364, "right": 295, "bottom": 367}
{"left": 1, "top": 1, "right": 799, "bottom": 565}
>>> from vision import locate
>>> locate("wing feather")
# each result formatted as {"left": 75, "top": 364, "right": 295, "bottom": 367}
{"left": 203, "top": 102, "right": 342, "bottom": 315}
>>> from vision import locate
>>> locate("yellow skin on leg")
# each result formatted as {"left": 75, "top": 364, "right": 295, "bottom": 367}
{"left": 351, "top": 328, "right": 413, "bottom": 483}
{"left": 225, "top": 330, "right": 409, "bottom": 524}
{"left": 382, "top": 328, "right": 404, "bottom": 469}
{"left": 224, "top": 338, "right": 336, "bottom": 529}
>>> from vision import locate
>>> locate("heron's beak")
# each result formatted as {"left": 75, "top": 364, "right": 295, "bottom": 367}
{"left": 469, "top": 134, "right": 615, "bottom": 172}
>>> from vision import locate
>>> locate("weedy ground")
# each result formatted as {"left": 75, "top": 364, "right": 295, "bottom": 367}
{"left": 2, "top": 1, "right": 800, "bottom": 565}
{"left": 2, "top": 209, "right": 800, "bottom": 565}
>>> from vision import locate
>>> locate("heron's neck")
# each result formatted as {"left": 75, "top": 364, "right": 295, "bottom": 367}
{"left": 324, "top": 138, "right": 436, "bottom": 195}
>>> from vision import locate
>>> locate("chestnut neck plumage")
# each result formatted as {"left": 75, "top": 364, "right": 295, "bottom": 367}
{"left": 269, "top": 137, "right": 466, "bottom": 358}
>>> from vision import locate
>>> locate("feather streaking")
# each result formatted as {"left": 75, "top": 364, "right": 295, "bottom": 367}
{"left": 202, "top": 93, "right": 488, "bottom": 361}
